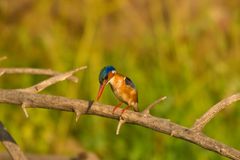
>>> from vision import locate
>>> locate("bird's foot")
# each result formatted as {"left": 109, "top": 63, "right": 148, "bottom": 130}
{"left": 120, "top": 105, "right": 131, "bottom": 117}
{"left": 112, "top": 102, "right": 123, "bottom": 114}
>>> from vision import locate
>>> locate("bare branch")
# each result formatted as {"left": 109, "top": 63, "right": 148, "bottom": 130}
{"left": 0, "top": 68, "right": 80, "bottom": 83}
{"left": 0, "top": 56, "right": 7, "bottom": 62}
{"left": 192, "top": 93, "right": 240, "bottom": 132}
{"left": 74, "top": 109, "right": 82, "bottom": 122}
{"left": 0, "top": 121, "right": 28, "bottom": 160}
{"left": 14, "top": 66, "right": 87, "bottom": 118}
{"left": 142, "top": 96, "right": 167, "bottom": 115}
{"left": 0, "top": 90, "right": 239, "bottom": 160}
{"left": 19, "top": 66, "right": 87, "bottom": 94}
{"left": 116, "top": 117, "right": 126, "bottom": 135}
{"left": 21, "top": 102, "right": 29, "bottom": 118}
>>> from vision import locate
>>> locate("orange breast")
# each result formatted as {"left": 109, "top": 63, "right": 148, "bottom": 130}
{"left": 109, "top": 74, "right": 138, "bottom": 106}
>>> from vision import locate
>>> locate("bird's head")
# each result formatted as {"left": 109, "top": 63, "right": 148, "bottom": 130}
{"left": 96, "top": 66, "right": 116, "bottom": 100}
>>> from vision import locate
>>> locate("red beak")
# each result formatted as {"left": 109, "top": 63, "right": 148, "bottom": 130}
{"left": 96, "top": 80, "right": 107, "bottom": 101}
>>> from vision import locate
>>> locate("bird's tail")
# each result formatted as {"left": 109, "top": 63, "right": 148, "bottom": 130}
{"left": 133, "top": 103, "right": 139, "bottom": 112}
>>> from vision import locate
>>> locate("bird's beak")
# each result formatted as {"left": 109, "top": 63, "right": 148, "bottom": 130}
{"left": 96, "top": 80, "right": 107, "bottom": 101}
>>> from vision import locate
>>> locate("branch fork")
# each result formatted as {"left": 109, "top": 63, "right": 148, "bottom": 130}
{"left": 0, "top": 62, "right": 87, "bottom": 119}
{"left": 73, "top": 108, "right": 83, "bottom": 122}
{"left": 116, "top": 96, "right": 167, "bottom": 135}
{"left": 116, "top": 116, "right": 126, "bottom": 135}
{"left": 142, "top": 96, "right": 167, "bottom": 116}
{"left": 191, "top": 93, "right": 240, "bottom": 132}
{"left": 21, "top": 102, "right": 30, "bottom": 118}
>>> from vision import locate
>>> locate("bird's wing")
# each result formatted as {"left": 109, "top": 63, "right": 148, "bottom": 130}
{"left": 125, "top": 77, "right": 136, "bottom": 89}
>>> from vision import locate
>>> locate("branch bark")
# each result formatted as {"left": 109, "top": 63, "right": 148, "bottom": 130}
{"left": 0, "top": 68, "right": 79, "bottom": 83}
{"left": 6, "top": 66, "right": 87, "bottom": 118}
{"left": 192, "top": 93, "right": 240, "bottom": 132}
{"left": 0, "top": 64, "right": 239, "bottom": 159}
{"left": 142, "top": 96, "right": 167, "bottom": 115}
{"left": 19, "top": 66, "right": 87, "bottom": 94}
{"left": 0, "top": 121, "right": 28, "bottom": 160}
{"left": 0, "top": 89, "right": 239, "bottom": 160}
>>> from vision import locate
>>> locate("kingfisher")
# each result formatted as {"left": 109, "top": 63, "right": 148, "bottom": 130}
{"left": 96, "top": 66, "right": 139, "bottom": 116}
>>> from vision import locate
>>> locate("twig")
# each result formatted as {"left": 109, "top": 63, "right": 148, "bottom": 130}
{"left": 21, "top": 102, "right": 29, "bottom": 118}
{"left": 74, "top": 109, "right": 82, "bottom": 122}
{"left": 0, "top": 121, "right": 28, "bottom": 160}
{"left": 16, "top": 66, "right": 87, "bottom": 118}
{"left": 116, "top": 117, "right": 126, "bottom": 135}
{"left": 19, "top": 66, "right": 87, "bottom": 94}
{"left": 192, "top": 93, "right": 240, "bottom": 132}
{"left": 0, "top": 68, "right": 80, "bottom": 83}
{"left": 0, "top": 90, "right": 239, "bottom": 160}
{"left": 142, "top": 96, "right": 167, "bottom": 115}
{"left": 0, "top": 57, "right": 7, "bottom": 76}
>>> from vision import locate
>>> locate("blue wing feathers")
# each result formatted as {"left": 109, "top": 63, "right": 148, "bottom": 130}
{"left": 125, "top": 77, "right": 136, "bottom": 89}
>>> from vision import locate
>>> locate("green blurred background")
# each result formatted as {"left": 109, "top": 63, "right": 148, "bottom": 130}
{"left": 0, "top": 0, "right": 240, "bottom": 159}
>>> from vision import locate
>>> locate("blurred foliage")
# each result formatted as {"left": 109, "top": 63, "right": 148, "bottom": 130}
{"left": 0, "top": 0, "right": 240, "bottom": 159}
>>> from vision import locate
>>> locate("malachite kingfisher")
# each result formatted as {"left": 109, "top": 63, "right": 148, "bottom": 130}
{"left": 96, "top": 66, "right": 139, "bottom": 115}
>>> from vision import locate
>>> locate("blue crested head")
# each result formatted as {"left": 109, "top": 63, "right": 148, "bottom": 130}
{"left": 99, "top": 66, "right": 116, "bottom": 84}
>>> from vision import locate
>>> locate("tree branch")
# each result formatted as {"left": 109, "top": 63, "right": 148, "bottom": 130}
{"left": 142, "top": 96, "right": 167, "bottom": 115}
{"left": 116, "top": 117, "right": 126, "bottom": 135}
{"left": 0, "top": 89, "right": 239, "bottom": 159}
{"left": 0, "top": 121, "right": 28, "bottom": 160}
{"left": 0, "top": 63, "right": 239, "bottom": 159}
{"left": 19, "top": 66, "right": 87, "bottom": 94}
{"left": 192, "top": 93, "right": 240, "bottom": 132}
{"left": 4, "top": 66, "right": 87, "bottom": 118}
{"left": 0, "top": 68, "right": 80, "bottom": 83}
